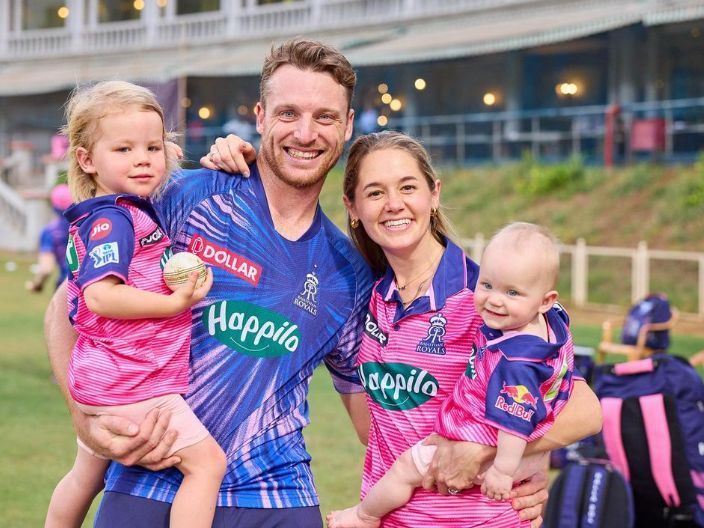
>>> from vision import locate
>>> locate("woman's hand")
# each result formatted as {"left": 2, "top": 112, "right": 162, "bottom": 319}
{"left": 201, "top": 134, "right": 257, "bottom": 175}
{"left": 511, "top": 470, "right": 549, "bottom": 527}
{"left": 420, "top": 435, "right": 495, "bottom": 494}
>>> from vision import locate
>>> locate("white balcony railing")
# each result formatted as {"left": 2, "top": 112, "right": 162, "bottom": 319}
{"left": 0, "top": 0, "right": 598, "bottom": 61}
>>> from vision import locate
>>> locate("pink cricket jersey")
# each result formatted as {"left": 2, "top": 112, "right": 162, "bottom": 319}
{"left": 435, "top": 307, "right": 575, "bottom": 445}
{"left": 64, "top": 195, "right": 191, "bottom": 406}
{"left": 359, "top": 240, "right": 529, "bottom": 527}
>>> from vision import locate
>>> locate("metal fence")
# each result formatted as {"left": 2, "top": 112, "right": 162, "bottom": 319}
{"left": 388, "top": 97, "right": 704, "bottom": 164}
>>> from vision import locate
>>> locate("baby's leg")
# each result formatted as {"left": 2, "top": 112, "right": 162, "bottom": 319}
{"left": 328, "top": 445, "right": 429, "bottom": 528}
{"left": 45, "top": 445, "right": 108, "bottom": 528}
{"left": 170, "top": 435, "right": 226, "bottom": 528}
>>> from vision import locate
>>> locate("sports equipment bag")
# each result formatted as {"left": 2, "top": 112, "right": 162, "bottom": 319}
{"left": 593, "top": 354, "right": 704, "bottom": 527}
{"left": 544, "top": 460, "right": 634, "bottom": 527}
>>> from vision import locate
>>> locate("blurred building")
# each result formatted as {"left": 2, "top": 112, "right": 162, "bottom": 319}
{"left": 0, "top": 0, "right": 703, "bottom": 172}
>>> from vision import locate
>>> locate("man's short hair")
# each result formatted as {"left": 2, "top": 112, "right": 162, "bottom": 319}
{"left": 260, "top": 38, "right": 356, "bottom": 109}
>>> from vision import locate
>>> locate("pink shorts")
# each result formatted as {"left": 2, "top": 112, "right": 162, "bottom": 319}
{"left": 76, "top": 394, "right": 210, "bottom": 459}
{"left": 411, "top": 440, "right": 437, "bottom": 475}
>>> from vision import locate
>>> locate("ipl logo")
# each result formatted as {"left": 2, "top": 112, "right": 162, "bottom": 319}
{"left": 293, "top": 269, "right": 319, "bottom": 316}
{"left": 416, "top": 313, "right": 447, "bottom": 355}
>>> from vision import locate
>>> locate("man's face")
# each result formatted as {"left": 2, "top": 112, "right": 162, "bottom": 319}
{"left": 255, "top": 65, "right": 354, "bottom": 190}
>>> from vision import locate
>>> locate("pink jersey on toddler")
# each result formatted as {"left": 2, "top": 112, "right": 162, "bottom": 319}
{"left": 65, "top": 194, "right": 191, "bottom": 406}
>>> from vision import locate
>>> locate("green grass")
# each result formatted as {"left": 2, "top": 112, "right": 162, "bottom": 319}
{"left": 2, "top": 242, "right": 703, "bottom": 526}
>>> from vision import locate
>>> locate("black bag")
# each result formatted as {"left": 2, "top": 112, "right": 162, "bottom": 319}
{"left": 593, "top": 354, "right": 704, "bottom": 527}
{"left": 544, "top": 460, "right": 634, "bottom": 528}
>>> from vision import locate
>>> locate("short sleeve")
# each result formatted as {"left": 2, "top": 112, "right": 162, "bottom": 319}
{"left": 484, "top": 355, "right": 551, "bottom": 439}
{"left": 75, "top": 207, "right": 135, "bottom": 289}
{"left": 324, "top": 284, "right": 372, "bottom": 394}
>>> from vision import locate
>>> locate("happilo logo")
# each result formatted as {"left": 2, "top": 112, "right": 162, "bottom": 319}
{"left": 203, "top": 300, "right": 300, "bottom": 357}
{"left": 293, "top": 270, "right": 319, "bottom": 316}
{"left": 359, "top": 362, "right": 439, "bottom": 411}
{"left": 495, "top": 382, "right": 537, "bottom": 422}
{"left": 464, "top": 343, "right": 478, "bottom": 379}
{"left": 66, "top": 234, "right": 80, "bottom": 275}
{"left": 160, "top": 247, "right": 173, "bottom": 270}
{"left": 415, "top": 313, "right": 447, "bottom": 355}
{"left": 189, "top": 235, "right": 262, "bottom": 286}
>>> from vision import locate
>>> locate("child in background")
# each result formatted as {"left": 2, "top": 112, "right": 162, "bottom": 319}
{"left": 45, "top": 81, "right": 225, "bottom": 528}
{"left": 329, "top": 222, "right": 574, "bottom": 528}
{"left": 26, "top": 183, "right": 72, "bottom": 293}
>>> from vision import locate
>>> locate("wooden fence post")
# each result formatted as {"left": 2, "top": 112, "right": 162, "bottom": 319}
{"left": 633, "top": 241, "right": 649, "bottom": 302}
{"left": 572, "top": 238, "right": 587, "bottom": 307}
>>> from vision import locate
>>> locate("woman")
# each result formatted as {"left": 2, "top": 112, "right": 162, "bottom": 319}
{"left": 204, "top": 131, "right": 602, "bottom": 527}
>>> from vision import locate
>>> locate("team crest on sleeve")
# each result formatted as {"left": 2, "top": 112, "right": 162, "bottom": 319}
{"left": 293, "top": 269, "right": 319, "bottom": 316}
{"left": 89, "top": 242, "right": 119, "bottom": 268}
{"left": 415, "top": 313, "right": 447, "bottom": 355}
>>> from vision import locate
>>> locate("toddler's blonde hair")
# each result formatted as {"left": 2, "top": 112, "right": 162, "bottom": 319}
{"left": 63, "top": 80, "right": 178, "bottom": 202}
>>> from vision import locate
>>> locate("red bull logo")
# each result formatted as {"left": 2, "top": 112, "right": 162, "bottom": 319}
{"left": 496, "top": 382, "right": 538, "bottom": 422}
{"left": 500, "top": 382, "right": 538, "bottom": 408}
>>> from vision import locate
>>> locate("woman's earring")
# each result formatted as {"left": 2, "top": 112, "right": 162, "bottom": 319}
{"left": 350, "top": 218, "right": 359, "bottom": 229}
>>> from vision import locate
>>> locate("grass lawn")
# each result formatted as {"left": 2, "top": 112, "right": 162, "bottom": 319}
{"left": 1, "top": 252, "right": 703, "bottom": 527}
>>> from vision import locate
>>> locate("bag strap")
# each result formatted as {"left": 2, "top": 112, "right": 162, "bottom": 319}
{"left": 639, "top": 394, "right": 681, "bottom": 507}
{"left": 559, "top": 463, "right": 587, "bottom": 527}
{"left": 600, "top": 397, "right": 630, "bottom": 481}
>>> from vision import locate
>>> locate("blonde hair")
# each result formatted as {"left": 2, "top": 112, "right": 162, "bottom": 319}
{"left": 343, "top": 131, "right": 453, "bottom": 275}
{"left": 260, "top": 38, "right": 356, "bottom": 110}
{"left": 491, "top": 222, "right": 561, "bottom": 288}
{"left": 62, "top": 80, "right": 177, "bottom": 202}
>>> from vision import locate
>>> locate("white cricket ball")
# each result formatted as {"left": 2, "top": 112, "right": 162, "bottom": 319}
{"left": 163, "top": 252, "right": 207, "bottom": 291}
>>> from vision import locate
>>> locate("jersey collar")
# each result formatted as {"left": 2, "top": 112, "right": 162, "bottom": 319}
{"left": 376, "top": 238, "right": 478, "bottom": 321}
{"left": 480, "top": 306, "right": 570, "bottom": 361}
{"left": 64, "top": 194, "right": 163, "bottom": 228}
{"left": 248, "top": 164, "right": 323, "bottom": 242}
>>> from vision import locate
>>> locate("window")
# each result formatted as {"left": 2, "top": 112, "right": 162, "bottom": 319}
{"left": 177, "top": 0, "right": 220, "bottom": 15}
{"left": 21, "top": 0, "right": 66, "bottom": 30}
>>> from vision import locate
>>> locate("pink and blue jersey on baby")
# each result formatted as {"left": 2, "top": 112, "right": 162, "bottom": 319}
{"left": 435, "top": 306, "right": 575, "bottom": 445}
{"left": 64, "top": 195, "right": 190, "bottom": 406}
{"left": 99, "top": 168, "right": 373, "bottom": 509}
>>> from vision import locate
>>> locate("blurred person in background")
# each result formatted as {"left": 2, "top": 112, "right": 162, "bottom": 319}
{"left": 26, "top": 183, "right": 72, "bottom": 293}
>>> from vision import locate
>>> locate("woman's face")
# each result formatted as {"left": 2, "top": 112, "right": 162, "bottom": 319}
{"left": 345, "top": 148, "right": 440, "bottom": 260}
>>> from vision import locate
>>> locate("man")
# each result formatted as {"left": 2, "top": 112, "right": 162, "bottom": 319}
{"left": 46, "top": 39, "right": 589, "bottom": 527}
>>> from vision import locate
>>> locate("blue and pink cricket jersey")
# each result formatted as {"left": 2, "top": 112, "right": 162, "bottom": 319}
{"left": 436, "top": 306, "right": 575, "bottom": 444}
{"left": 100, "top": 168, "right": 373, "bottom": 509}
{"left": 64, "top": 195, "right": 191, "bottom": 406}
